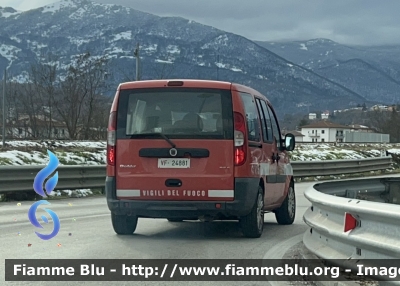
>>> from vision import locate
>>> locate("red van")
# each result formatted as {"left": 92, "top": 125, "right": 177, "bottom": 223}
{"left": 106, "top": 80, "right": 296, "bottom": 238}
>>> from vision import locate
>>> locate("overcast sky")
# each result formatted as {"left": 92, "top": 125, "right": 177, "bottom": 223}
{"left": 3, "top": 0, "right": 400, "bottom": 46}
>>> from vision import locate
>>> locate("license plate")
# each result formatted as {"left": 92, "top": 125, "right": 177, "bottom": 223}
{"left": 158, "top": 158, "right": 190, "bottom": 168}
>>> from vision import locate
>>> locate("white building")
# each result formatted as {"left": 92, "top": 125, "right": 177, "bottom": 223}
{"left": 308, "top": 113, "right": 317, "bottom": 120}
{"left": 301, "top": 121, "right": 351, "bottom": 143}
{"left": 370, "top": 105, "right": 388, "bottom": 111}
{"left": 321, "top": 111, "right": 330, "bottom": 119}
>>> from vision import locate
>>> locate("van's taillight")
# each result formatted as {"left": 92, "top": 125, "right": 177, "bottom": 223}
{"left": 107, "top": 111, "right": 116, "bottom": 166}
{"left": 234, "top": 112, "right": 246, "bottom": 166}
{"left": 107, "top": 145, "right": 115, "bottom": 165}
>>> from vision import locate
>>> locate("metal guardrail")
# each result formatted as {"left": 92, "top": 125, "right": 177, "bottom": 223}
{"left": 296, "top": 142, "right": 398, "bottom": 145}
{"left": 303, "top": 176, "right": 400, "bottom": 282}
{"left": 0, "top": 165, "right": 106, "bottom": 194}
{"left": 0, "top": 156, "right": 394, "bottom": 194}
{"left": 291, "top": 156, "right": 393, "bottom": 177}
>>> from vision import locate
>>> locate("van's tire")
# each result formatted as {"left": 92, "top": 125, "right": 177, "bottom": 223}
{"left": 274, "top": 182, "right": 296, "bottom": 225}
{"left": 111, "top": 213, "right": 138, "bottom": 235}
{"left": 239, "top": 186, "right": 264, "bottom": 238}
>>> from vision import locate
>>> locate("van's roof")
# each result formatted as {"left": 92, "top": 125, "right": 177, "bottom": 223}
{"left": 119, "top": 79, "right": 231, "bottom": 90}
{"left": 118, "top": 79, "right": 266, "bottom": 99}
{"left": 111, "top": 79, "right": 271, "bottom": 113}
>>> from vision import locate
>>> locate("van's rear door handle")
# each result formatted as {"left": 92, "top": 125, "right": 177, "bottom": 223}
{"left": 165, "top": 179, "right": 182, "bottom": 187}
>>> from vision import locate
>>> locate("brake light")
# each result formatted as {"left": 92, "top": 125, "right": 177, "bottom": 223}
{"left": 234, "top": 112, "right": 246, "bottom": 166}
{"left": 107, "top": 111, "right": 116, "bottom": 166}
{"left": 167, "top": 81, "right": 184, "bottom": 86}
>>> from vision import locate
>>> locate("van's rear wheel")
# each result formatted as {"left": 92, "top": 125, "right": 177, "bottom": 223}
{"left": 239, "top": 186, "right": 264, "bottom": 238}
{"left": 111, "top": 213, "right": 138, "bottom": 235}
{"left": 274, "top": 182, "right": 296, "bottom": 225}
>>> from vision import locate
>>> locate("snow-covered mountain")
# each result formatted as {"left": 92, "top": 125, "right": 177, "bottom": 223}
{"left": 0, "top": 0, "right": 387, "bottom": 116}
{"left": 256, "top": 39, "right": 400, "bottom": 105}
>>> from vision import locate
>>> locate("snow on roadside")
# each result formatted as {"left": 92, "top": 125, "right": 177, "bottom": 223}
{"left": 289, "top": 143, "right": 399, "bottom": 161}
{"left": 0, "top": 141, "right": 399, "bottom": 198}
{"left": 0, "top": 141, "right": 399, "bottom": 166}
{"left": 48, "top": 189, "right": 93, "bottom": 197}
{"left": 0, "top": 149, "right": 106, "bottom": 165}
{"left": 0, "top": 140, "right": 106, "bottom": 149}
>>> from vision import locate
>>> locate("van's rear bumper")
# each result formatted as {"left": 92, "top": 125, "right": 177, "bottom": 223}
{"left": 105, "top": 177, "right": 259, "bottom": 218}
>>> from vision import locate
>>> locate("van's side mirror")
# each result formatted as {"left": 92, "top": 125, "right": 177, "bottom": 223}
{"left": 284, "top": 133, "right": 295, "bottom": 151}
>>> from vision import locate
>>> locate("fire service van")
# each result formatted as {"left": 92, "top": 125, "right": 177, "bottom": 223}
{"left": 105, "top": 79, "right": 296, "bottom": 238}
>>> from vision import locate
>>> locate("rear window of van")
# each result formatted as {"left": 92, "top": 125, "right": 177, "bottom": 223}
{"left": 116, "top": 88, "right": 234, "bottom": 140}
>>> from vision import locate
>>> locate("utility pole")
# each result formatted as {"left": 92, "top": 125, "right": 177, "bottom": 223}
{"left": 216, "top": 54, "right": 219, "bottom": 80}
{"left": 134, "top": 43, "right": 140, "bottom": 81}
{"left": 2, "top": 69, "right": 6, "bottom": 149}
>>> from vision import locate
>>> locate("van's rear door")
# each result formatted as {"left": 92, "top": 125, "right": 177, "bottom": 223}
{"left": 114, "top": 85, "right": 235, "bottom": 201}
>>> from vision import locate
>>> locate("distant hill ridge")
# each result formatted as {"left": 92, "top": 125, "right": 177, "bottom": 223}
{"left": 0, "top": 0, "right": 396, "bottom": 116}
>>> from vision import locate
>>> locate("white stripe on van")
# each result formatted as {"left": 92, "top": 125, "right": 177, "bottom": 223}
{"left": 259, "top": 162, "right": 271, "bottom": 176}
{"left": 208, "top": 190, "right": 234, "bottom": 198}
{"left": 116, "top": 189, "right": 141, "bottom": 197}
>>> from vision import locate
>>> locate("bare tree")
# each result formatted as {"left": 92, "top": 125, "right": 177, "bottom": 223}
{"left": 153, "top": 62, "right": 176, "bottom": 79}
{"left": 28, "top": 57, "right": 58, "bottom": 138}
{"left": 298, "top": 117, "right": 310, "bottom": 128}
{"left": 387, "top": 109, "right": 400, "bottom": 142}
{"left": 368, "top": 108, "right": 400, "bottom": 142}
{"left": 5, "top": 81, "right": 21, "bottom": 138}
{"left": 54, "top": 52, "right": 110, "bottom": 139}
{"left": 115, "top": 64, "right": 135, "bottom": 82}
{"left": 17, "top": 81, "right": 43, "bottom": 138}
{"left": 85, "top": 94, "right": 111, "bottom": 140}
{"left": 368, "top": 109, "right": 390, "bottom": 132}
{"left": 81, "top": 54, "right": 110, "bottom": 139}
